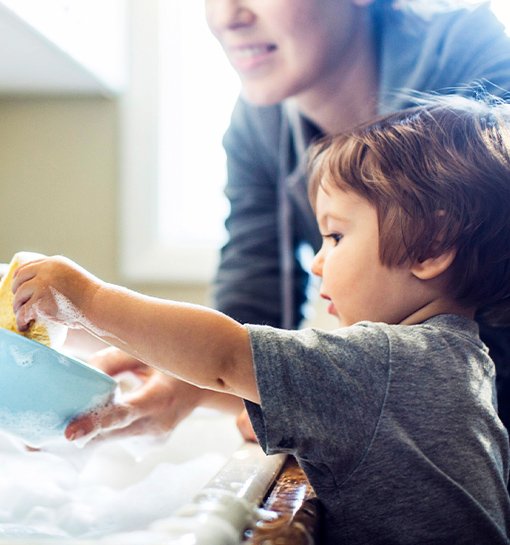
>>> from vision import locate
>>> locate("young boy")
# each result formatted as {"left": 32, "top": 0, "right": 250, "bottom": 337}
{"left": 11, "top": 95, "right": 510, "bottom": 544}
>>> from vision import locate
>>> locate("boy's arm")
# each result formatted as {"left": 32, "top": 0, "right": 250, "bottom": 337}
{"left": 66, "top": 357, "right": 245, "bottom": 441}
{"left": 12, "top": 256, "right": 259, "bottom": 404}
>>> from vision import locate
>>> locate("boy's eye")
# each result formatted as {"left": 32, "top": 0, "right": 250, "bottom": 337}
{"left": 323, "top": 233, "right": 343, "bottom": 245}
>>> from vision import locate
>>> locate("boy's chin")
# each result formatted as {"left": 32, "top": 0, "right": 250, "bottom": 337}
{"left": 336, "top": 316, "right": 348, "bottom": 328}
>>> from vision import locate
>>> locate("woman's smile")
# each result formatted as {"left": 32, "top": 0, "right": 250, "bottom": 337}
{"left": 227, "top": 42, "right": 278, "bottom": 73}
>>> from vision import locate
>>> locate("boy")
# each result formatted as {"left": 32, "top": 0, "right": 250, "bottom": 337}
{"left": 11, "top": 96, "right": 510, "bottom": 543}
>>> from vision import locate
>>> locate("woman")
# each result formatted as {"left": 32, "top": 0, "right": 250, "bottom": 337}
{"left": 67, "top": 0, "right": 510, "bottom": 442}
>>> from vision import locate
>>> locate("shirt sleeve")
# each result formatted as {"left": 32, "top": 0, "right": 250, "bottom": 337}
{"left": 244, "top": 324, "right": 391, "bottom": 480}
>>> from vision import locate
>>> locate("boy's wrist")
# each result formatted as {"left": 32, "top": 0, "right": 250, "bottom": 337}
{"left": 78, "top": 277, "right": 107, "bottom": 331}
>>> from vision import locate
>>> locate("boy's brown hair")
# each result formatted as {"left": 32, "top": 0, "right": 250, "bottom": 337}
{"left": 308, "top": 95, "right": 510, "bottom": 325}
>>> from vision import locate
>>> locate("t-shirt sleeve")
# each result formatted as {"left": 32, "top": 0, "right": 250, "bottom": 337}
{"left": 244, "top": 324, "right": 391, "bottom": 477}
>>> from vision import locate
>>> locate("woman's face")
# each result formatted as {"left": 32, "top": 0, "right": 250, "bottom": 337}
{"left": 205, "top": 0, "right": 373, "bottom": 106}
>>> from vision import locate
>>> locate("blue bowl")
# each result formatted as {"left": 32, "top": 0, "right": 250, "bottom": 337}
{"left": 0, "top": 328, "right": 117, "bottom": 447}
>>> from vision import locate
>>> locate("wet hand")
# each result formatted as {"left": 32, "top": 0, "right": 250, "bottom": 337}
{"left": 65, "top": 347, "right": 204, "bottom": 441}
{"left": 12, "top": 255, "right": 99, "bottom": 332}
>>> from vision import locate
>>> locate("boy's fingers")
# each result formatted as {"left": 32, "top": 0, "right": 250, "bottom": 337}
{"left": 11, "top": 262, "right": 39, "bottom": 293}
{"left": 12, "top": 282, "right": 35, "bottom": 313}
{"left": 13, "top": 295, "right": 37, "bottom": 332}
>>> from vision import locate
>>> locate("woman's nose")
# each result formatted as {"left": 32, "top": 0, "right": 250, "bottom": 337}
{"left": 205, "top": 0, "right": 254, "bottom": 33}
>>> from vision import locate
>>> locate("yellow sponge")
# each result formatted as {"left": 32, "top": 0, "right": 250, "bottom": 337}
{"left": 0, "top": 252, "right": 53, "bottom": 346}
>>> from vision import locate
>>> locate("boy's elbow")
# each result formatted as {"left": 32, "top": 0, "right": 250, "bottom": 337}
{"left": 213, "top": 353, "right": 257, "bottom": 401}
{"left": 212, "top": 358, "right": 240, "bottom": 394}
{"left": 208, "top": 323, "right": 257, "bottom": 400}
{"left": 214, "top": 375, "right": 229, "bottom": 392}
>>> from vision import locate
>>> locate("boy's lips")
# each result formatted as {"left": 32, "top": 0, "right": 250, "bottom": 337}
{"left": 321, "top": 294, "right": 338, "bottom": 317}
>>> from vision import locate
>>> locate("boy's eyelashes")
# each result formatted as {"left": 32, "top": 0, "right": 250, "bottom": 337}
{"left": 321, "top": 233, "right": 343, "bottom": 244}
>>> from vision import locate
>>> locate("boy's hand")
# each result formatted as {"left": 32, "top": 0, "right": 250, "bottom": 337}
{"left": 11, "top": 255, "right": 100, "bottom": 332}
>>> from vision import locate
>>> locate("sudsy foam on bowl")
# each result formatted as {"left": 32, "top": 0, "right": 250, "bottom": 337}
{"left": 0, "top": 328, "right": 116, "bottom": 447}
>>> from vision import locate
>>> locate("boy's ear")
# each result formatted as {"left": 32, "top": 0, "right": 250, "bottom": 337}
{"left": 410, "top": 248, "right": 456, "bottom": 281}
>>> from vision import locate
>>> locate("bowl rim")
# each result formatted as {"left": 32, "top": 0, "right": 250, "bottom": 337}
{"left": 0, "top": 327, "right": 116, "bottom": 385}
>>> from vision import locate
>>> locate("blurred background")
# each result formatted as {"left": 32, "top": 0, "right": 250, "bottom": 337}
{"left": 0, "top": 0, "right": 509, "bottom": 325}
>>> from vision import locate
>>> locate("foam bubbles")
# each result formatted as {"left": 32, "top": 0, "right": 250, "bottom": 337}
{"left": 0, "top": 410, "right": 242, "bottom": 541}
{"left": 50, "top": 288, "right": 115, "bottom": 341}
{"left": 43, "top": 320, "right": 68, "bottom": 351}
{"left": 8, "top": 345, "right": 36, "bottom": 368}
{"left": 0, "top": 409, "right": 62, "bottom": 446}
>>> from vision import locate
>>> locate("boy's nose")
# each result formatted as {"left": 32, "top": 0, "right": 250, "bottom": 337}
{"left": 205, "top": 0, "right": 254, "bottom": 33}
{"left": 311, "top": 251, "right": 324, "bottom": 278}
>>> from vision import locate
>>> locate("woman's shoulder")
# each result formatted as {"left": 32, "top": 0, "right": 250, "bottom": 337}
{"left": 378, "top": 3, "right": 510, "bottom": 111}
{"left": 230, "top": 97, "right": 283, "bottom": 134}
{"left": 224, "top": 97, "right": 284, "bottom": 157}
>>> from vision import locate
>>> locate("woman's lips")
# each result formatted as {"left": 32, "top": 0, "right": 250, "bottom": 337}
{"left": 228, "top": 43, "right": 277, "bottom": 72}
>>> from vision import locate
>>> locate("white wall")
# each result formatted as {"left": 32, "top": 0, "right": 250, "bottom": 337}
{"left": 0, "top": 97, "right": 209, "bottom": 305}
{"left": 0, "top": 96, "right": 336, "bottom": 329}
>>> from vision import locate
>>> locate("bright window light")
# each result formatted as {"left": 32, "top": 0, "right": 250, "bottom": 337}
{"left": 120, "top": 0, "right": 510, "bottom": 284}
{"left": 158, "top": 1, "right": 239, "bottom": 247}
{"left": 120, "top": 0, "right": 239, "bottom": 283}
{"left": 491, "top": 0, "right": 510, "bottom": 33}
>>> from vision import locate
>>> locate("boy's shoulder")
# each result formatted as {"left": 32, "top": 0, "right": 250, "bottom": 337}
{"left": 369, "top": 314, "right": 488, "bottom": 368}
{"left": 248, "top": 314, "right": 481, "bottom": 360}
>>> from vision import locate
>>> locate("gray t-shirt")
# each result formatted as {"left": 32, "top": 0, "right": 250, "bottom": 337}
{"left": 245, "top": 315, "right": 510, "bottom": 544}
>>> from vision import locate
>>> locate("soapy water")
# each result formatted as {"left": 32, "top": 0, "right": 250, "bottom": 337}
{"left": 0, "top": 410, "right": 242, "bottom": 543}
{"left": 0, "top": 393, "right": 117, "bottom": 449}
{"left": 8, "top": 345, "right": 37, "bottom": 368}
{"left": 0, "top": 409, "right": 62, "bottom": 446}
{"left": 49, "top": 288, "right": 120, "bottom": 344}
{"left": 41, "top": 319, "right": 68, "bottom": 351}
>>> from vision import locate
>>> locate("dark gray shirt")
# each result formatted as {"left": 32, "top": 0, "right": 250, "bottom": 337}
{"left": 214, "top": 3, "right": 510, "bottom": 329}
{"left": 245, "top": 315, "right": 510, "bottom": 544}
{"left": 213, "top": 1, "right": 510, "bottom": 431}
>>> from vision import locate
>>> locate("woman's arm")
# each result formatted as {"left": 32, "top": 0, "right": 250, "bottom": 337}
{"left": 213, "top": 99, "right": 285, "bottom": 327}
{"left": 65, "top": 347, "right": 245, "bottom": 441}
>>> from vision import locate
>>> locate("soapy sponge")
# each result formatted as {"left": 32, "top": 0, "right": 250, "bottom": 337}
{"left": 0, "top": 252, "right": 66, "bottom": 348}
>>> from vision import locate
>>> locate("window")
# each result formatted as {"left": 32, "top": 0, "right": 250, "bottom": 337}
{"left": 492, "top": 0, "right": 510, "bottom": 34}
{"left": 121, "top": 0, "right": 510, "bottom": 284}
{"left": 121, "top": 0, "right": 238, "bottom": 283}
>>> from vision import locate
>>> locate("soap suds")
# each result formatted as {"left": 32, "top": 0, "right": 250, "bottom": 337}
{"left": 0, "top": 386, "right": 116, "bottom": 449}
{"left": 8, "top": 346, "right": 37, "bottom": 368}
{"left": 49, "top": 288, "right": 122, "bottom": 344}
{"left": 0, "top": 409, "right": 62, "bottom": 446}
{"left": 0, "top": 410, "right": 241, "bottom": 541}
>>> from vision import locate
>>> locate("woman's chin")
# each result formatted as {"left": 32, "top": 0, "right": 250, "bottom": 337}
{"left": 240, "top": 83, "right": 292, "bottom": 107}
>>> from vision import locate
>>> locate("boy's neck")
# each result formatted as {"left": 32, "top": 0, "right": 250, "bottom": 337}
{"left": 400, "top": 299, "right": 475, "bottom": 326}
